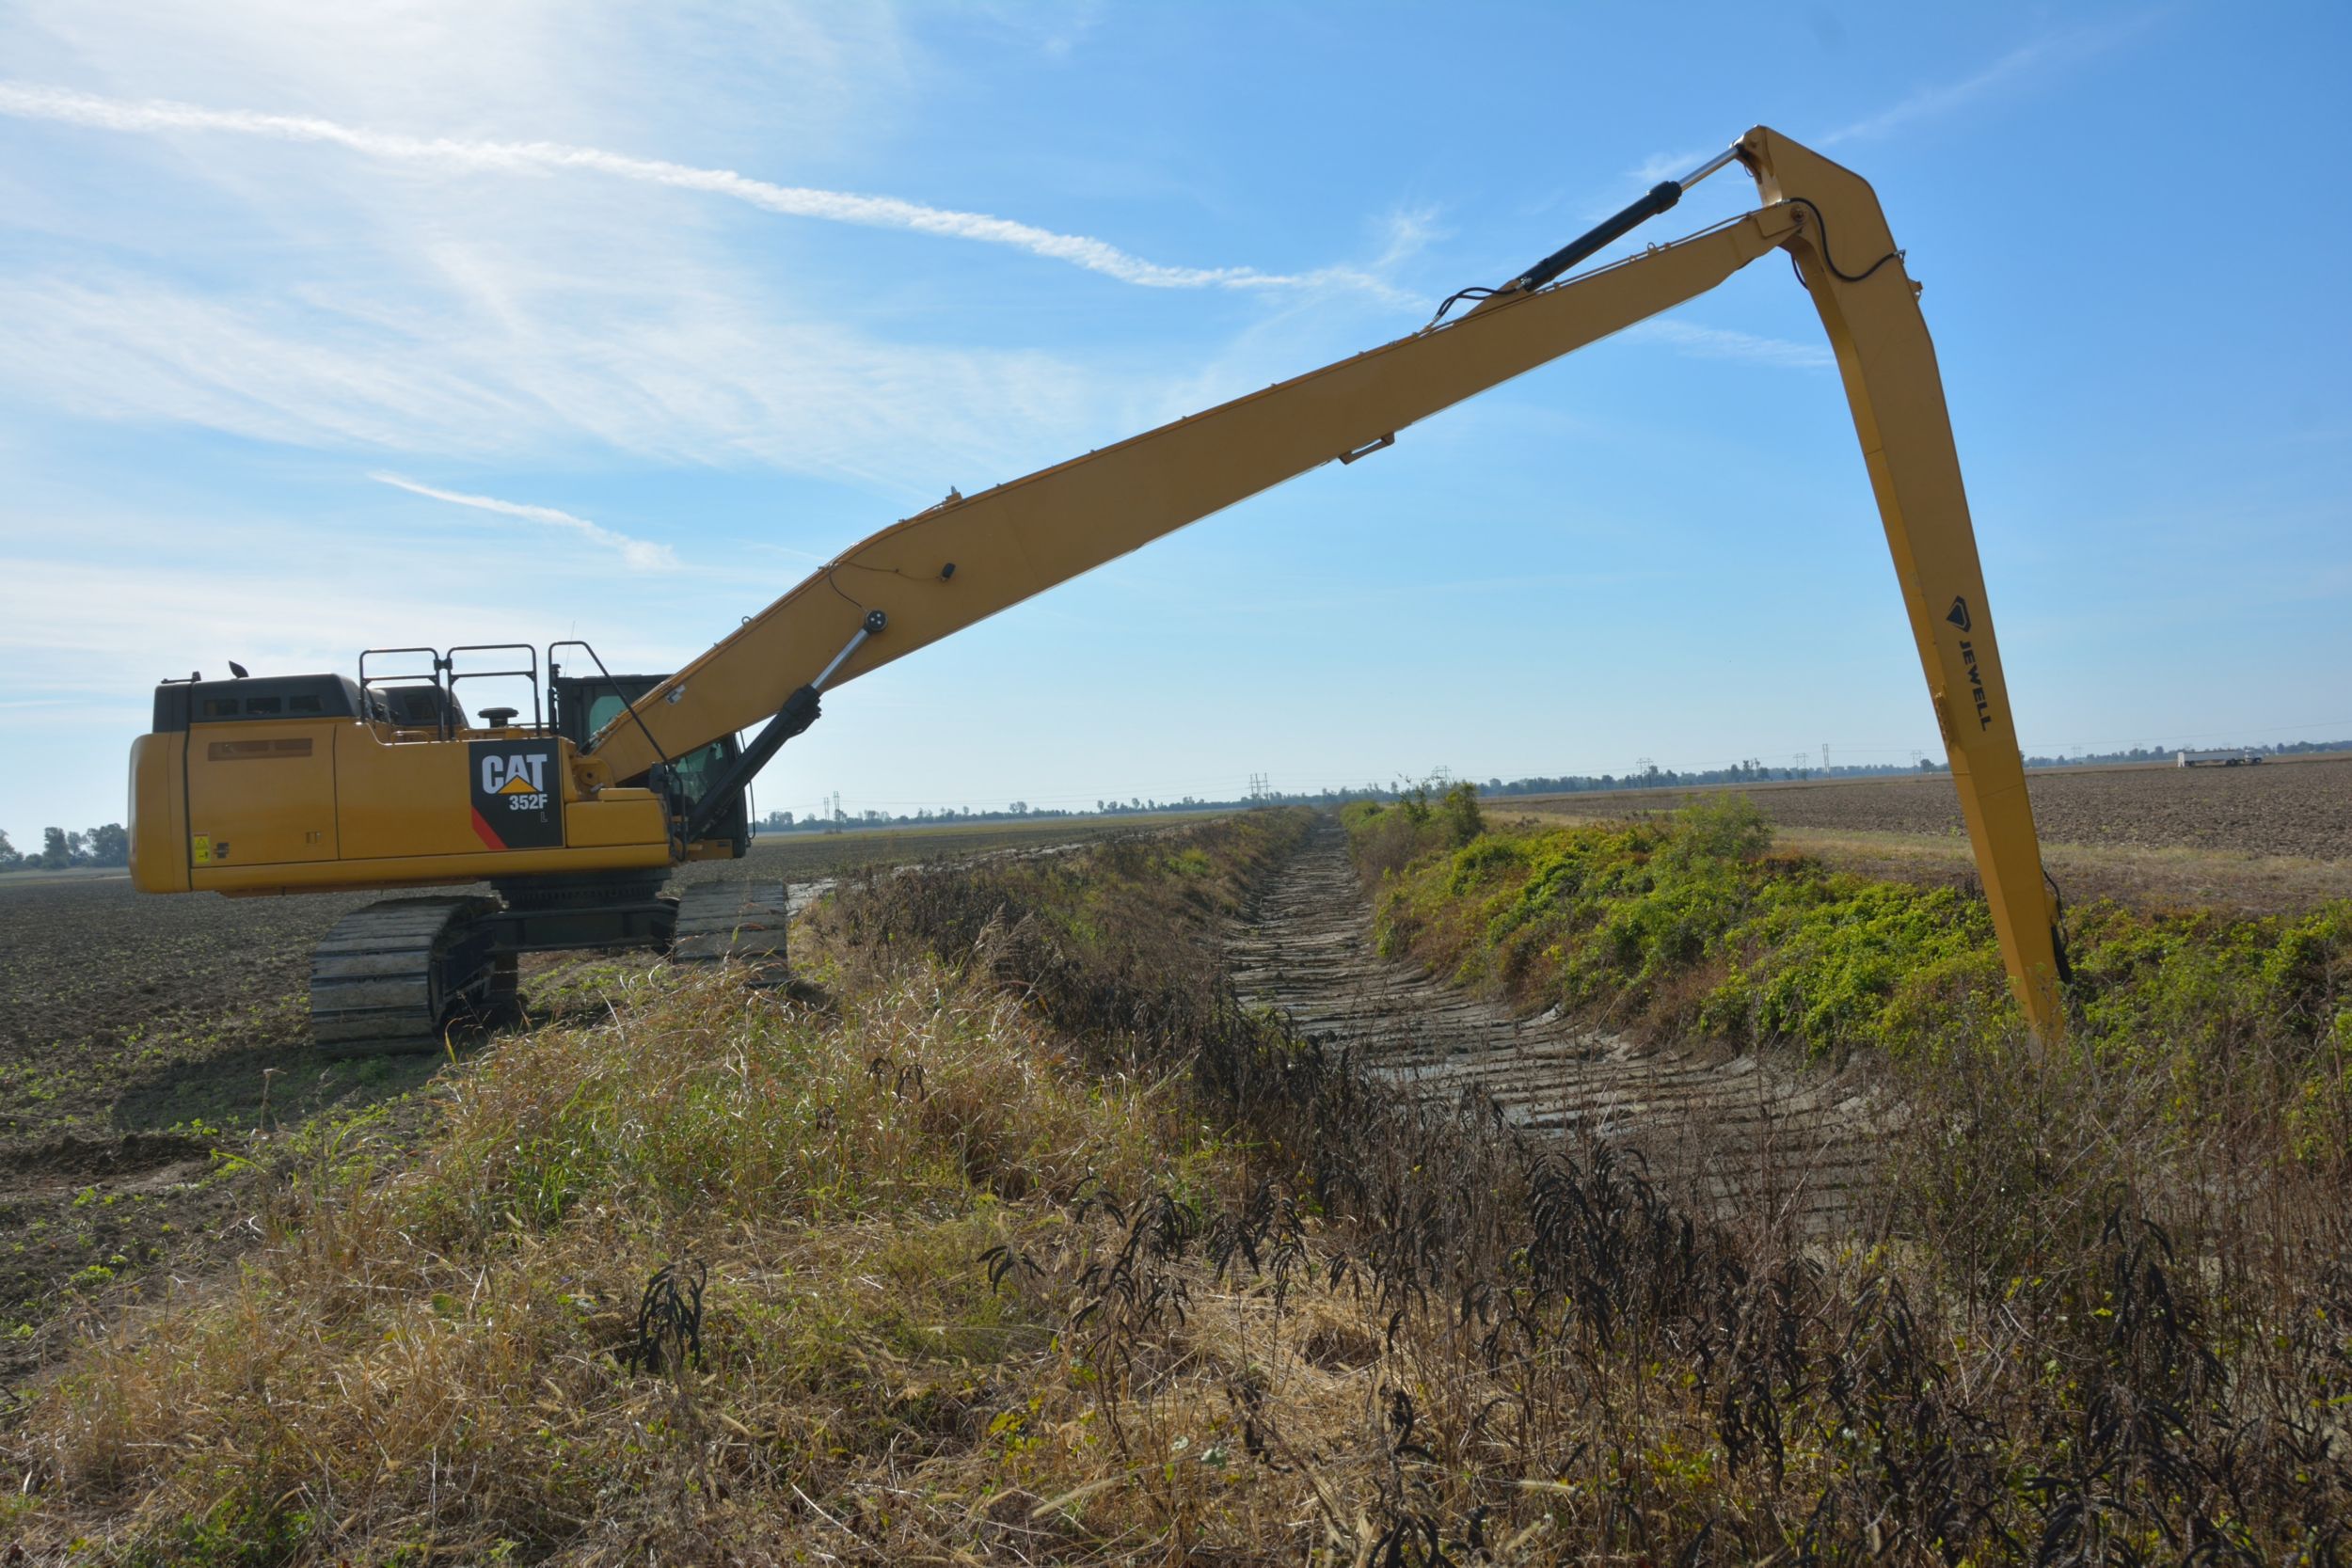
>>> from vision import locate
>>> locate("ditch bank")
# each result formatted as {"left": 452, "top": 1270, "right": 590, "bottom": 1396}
{"left": 1228, "top": 817, "right": 1885, "bottom": 1236}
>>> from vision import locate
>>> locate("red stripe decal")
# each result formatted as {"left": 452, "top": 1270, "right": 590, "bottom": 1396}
{"left": 470, "top": 806, "right": 506, "bottom": 851}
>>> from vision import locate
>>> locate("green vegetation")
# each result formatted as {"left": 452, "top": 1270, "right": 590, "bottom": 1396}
{"left": 0, "top": 824, "right": 128, "bottom": 871}
{"left": 1345, "top": 793, "right": 2352, "bottom": 1170}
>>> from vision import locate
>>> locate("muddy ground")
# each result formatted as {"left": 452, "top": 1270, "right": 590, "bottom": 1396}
{"left": 0, "top": 816, "right": 1187, "bottom": 1382}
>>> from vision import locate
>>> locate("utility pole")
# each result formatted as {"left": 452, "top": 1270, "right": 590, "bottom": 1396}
{"left": 1248, "top": 771, "right": 1269, "bottom": 801}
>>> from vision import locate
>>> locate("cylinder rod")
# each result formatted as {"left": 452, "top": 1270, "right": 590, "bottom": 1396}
{"left": 1503, "top": 138, "right": 1741, "bottom": 295}
{"left": 1677, "top": 143, "right": 1741, "bottom": 190}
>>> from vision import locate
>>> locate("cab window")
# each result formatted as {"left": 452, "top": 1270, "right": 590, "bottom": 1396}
{"left": 587, "top": 696, "right": 726, "bottom": 793}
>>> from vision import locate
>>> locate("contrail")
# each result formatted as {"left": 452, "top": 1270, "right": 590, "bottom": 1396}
{"left": 0, "top": 81, "right": 1375, "bottom": 293}
{"left": 371, "top": 473, "right": 677, "bottom": 571}
{"left": 1818, "top": 11, "right": 2162, "bottom": 146}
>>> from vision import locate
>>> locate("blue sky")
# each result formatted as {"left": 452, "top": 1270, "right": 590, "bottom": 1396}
{"left": 2, "top": 1, "right": 2347, "bottom": 838}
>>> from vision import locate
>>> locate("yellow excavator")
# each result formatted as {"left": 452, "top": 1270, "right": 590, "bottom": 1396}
{"left": 126, "top": 126, "right": 2072, "bottom": 1047}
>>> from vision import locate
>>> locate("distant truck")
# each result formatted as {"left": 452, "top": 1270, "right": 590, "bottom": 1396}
{"left": 2177, "top": 748, "right": 2265, "bottom": 768}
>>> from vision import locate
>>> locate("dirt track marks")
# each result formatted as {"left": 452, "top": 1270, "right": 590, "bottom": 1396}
{"left": 1229, "top": 821, "right": 1888, "bottom": 1236}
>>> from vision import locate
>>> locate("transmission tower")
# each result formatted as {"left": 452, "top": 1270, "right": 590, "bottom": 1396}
{"left": 1248, "top": 771, "right": 1269, "bottom": 801}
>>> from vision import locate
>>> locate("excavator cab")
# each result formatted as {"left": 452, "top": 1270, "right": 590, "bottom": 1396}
{"left": 548, "top": 672, "right": 750, "bottom": 859}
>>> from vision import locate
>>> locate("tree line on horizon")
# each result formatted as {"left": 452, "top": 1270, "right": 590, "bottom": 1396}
{"left": 757, "top": 735, "right": 2351, "bottom": 834}
{"left": 0, "top": 825, "right": 129, "bottom": 871}
{"left": 14, "top": 737, "right": 2342, "bottom": 863}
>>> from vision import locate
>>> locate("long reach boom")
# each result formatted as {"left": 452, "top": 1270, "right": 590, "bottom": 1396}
{"left": 590, "top": 126, "right": 2071, "bottom": 1034}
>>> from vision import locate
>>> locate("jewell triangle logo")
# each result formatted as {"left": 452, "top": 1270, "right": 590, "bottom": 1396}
{"left": 1946, "top": 595, "right": 1973, "bottom": 633}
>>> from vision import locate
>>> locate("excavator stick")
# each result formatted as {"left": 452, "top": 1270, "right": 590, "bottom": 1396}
{"left": 1738, "top": 128, "right": 2070, "bottom": 1035}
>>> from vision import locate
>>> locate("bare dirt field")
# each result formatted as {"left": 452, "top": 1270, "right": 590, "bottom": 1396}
{"left": 1506, "top": 753, "right": 2352, "bottom": 911}
{"left": 0, "top": 814, "right": 1204, "bottom": 1377}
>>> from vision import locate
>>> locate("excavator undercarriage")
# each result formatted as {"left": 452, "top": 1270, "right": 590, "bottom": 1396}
{"left": 308, "top": 878, "right": 791, "bottom": 1057}
{"left": 310, "top": 895, "right": 501, "bottom": 1058}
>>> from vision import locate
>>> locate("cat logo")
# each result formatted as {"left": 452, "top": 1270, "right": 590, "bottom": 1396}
{"left": 481, "top": 752, "right": 549, "bottom": 797}
{"left": 467, "top": 739, "right": 564, "bottom": 851}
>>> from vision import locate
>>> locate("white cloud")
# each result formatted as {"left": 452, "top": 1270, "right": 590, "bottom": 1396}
{"left": 1820, "top": 12, "right": 2162, "bottom": 146}
{"left": 0, "top": 266, "right": 1117, "bottom": 488}
{"left": 0, "top": 80, "right": 1385, "bottom": 294}
{"left": 1626, "top": 149, "right": 1712, "bottom": 187}
{"left": 0, "top": 553, "right": 499, "bottom": 673}
{"left": 370, "top": 473, "right": 676, "bottom": 569}
{"left": 1, "top": 276, "right": 528, "bottom": 451}
{"left": 1626, "top": 319, "right": 1833, "bottom": 371}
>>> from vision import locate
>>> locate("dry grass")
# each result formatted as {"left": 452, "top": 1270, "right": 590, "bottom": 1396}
{"left": 4, "top": 960, "right": 1219, "bottom": 1562}
{"left": 830, "top": 811, "right": 2352, "bottom": 1560}
{"left": 7, "top": 811, "right": 2349, "bottom": 1564}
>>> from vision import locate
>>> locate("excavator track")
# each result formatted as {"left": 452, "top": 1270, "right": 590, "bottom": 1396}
{"left": 310, "top": 895, "right": 500, "bottom": 1056}
{"left": 671, "top": 880, "right": 789, "bottom": 977}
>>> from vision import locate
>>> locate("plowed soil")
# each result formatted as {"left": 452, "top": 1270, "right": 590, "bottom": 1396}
{"left": 1516, "top": 754, "right": 2352, "bottom": 861}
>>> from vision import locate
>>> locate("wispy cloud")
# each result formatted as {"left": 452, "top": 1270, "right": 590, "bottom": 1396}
{"left": 0, "top": 80, "right": 1380, "bottom": 294}
{"left": 739, "top": 541, "right": 834, "bottom": 565}
{"left": 1820, "top": 12, "right": 2162, "bottom": 146}
{"left": 1626, "top": 149, "right": 1712, "bottom": 187}
{"left": 0, "top": 268, "right": 1117, "bottom": 487}
{"left": 371, "top": 473, "right": 678, "bottom": 569}
{"left": 1627, "top": 320, "right": 1832, "bottom": 370}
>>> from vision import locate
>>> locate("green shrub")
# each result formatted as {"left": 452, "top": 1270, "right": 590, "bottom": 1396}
{"left": 1656, "top": 792, "right": 1771, "bottom": 869}
{"left": 1349, "top": 792, "right": 2352, "bottom": 1098}
{"left": 1437, "top": 782, "right": 1485, "bottom": 848}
